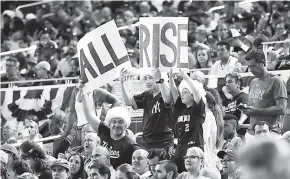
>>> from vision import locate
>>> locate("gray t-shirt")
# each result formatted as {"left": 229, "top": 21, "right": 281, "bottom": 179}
{"left": 248, "top": 74, "right": 287, "bottom": 131}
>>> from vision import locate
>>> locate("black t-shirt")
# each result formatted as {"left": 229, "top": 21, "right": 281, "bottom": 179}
{"left": 172, "top": 97, "right": 205, "bottom": 148}
{"left": 133, "top": 91, "right": 174, "bottom": 147}
{"left": 224, "top": 92, "right": 248, "bottom": 119}
{"left": 98, "top": 122, "right": 140, "bottom": 169}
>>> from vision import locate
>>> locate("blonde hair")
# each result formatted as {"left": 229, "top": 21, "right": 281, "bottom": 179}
{"left": 187, "top": 147, "right": 204, "bottom": 159}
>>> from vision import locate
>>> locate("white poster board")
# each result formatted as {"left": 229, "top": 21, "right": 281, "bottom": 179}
{"left": 77, "top": 20, "right": 131, "bottom": 93}
{"left": 139, "top": 17, "right": 188, "bottom": 72}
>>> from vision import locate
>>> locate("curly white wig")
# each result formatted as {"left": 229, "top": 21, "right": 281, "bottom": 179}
{"left": 178, "top": 79, "right": 206, "bottom": 102}
{"left": 104, "top": 107, "right": 131, "bottom": 128}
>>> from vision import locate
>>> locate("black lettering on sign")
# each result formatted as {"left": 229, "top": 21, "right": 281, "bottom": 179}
{"left": 79, "top": 49, "right": 98, "bottom": 83}
{"left": 102, "top": 34, "right": 129, "bottom": 66}
{"left": 88, "top": 42, "right": 114, "bottom": 74}
{"left": 160, "top": 22, "right": 177, "bottom": 67}
{"left": 152, "top": 24, "right": 160, "bottom": 67}
{"left": 139, "top": 24, "right": 151, "bottom": 67}
{"left": 177, "top": 24, "right": 188, "bottom": 68}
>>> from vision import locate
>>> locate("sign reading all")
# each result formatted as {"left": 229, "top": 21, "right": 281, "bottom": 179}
{"left": 77, "top": 20, "right": 131, "bottom": 93}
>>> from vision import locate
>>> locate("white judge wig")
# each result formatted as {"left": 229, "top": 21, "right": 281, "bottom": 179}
{"left": 178, "top": 79, "right": 206, "bottom": 102}
{"left": 104, "top": 107, "right": 131, "bottom": 128}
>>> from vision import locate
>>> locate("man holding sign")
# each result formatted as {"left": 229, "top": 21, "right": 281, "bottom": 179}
{"left": 62, "top": 20, "right": 130, "bottom": 146}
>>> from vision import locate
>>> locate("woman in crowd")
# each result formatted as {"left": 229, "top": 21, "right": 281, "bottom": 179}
{"left": 207, "top": 88, "right": 225, "bottom": 150}
{"left": 177, "top": 147, "right": 204, "bottom": 179}
{"left": 19, "top": 140, "right": 52, "bottom": 179}
{"left": 23, "top": 119, "right": 43, "bottom": 149}
{"left": 195, "top": 47, "right": 213, "bottom": 72}
{"left": 68, "top": 153, "right": 85, "bottom": 179}
{"left": 169, "top": 69, "right": 206, "bottom": 172}
{"left": 80, "top": 83, "right": 140, "bottom": 169}
{"left": 116, "top": 163, "right": 140, "bottom": 179}
{"left": 203, "top": 92, "right": 219, "bottom": 168}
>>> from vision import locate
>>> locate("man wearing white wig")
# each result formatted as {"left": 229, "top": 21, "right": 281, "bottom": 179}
{"left": 169, "top": 69, "right": 206, "bottom": 173}
{"left": 79, "top": 84, "right": 139, "bottom": 169}
{"left": 120, "top": 67, "right": 174, "bottom": 150}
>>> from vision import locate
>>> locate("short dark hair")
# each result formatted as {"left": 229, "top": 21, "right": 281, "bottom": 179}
{"left": 88, "top": 161, "right": 111, "bottom": 179}
{"left": 253, "top": 121, "right": 270, "bottom": 132}
{"left": 147, "top": 148, "right": 169, "bottom": 160}
{"left": 225, "top": 72, "right": 243, "bottom": 89}
{"left": 217, "top": 41, "right": 230, "bottom": 50}
{"left": 11, "top": 159, "right": 33, "bottom": 175}
{"left": 224, "top": 113, "right": 238, "bottom": 128}
{"left": 245, "top": 49, "right": 266, "bottom": 64}
{"left": 49, "top": 114, "right": 64, "bottom": 126}
{"left": 157, "top": 160, "right": 178, "bottom": 179}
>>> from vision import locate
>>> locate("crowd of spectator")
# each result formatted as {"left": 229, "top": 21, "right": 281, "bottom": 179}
{"left": 1, "top": 1, "right": 290, "bottom": 179}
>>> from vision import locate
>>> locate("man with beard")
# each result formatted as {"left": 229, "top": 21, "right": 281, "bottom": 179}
{"left": 241, "top": 49, "right": 287, "bottom": 138}
{"left": 54, "top": 40, "right": 78, "bottom": 77}
{"left": 153, "top": 160, "right": 178, "bottom": 179}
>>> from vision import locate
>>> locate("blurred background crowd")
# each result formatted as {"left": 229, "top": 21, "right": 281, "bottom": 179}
{"left": 1, "top": 1, "right": 290, "bottom": 179}
{"left": 1, "top": 0, "right": 290, "bottom": 88}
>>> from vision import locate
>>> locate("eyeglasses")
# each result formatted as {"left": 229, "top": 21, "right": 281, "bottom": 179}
{"left": 183, "top": 155, "right": 200, "bottom": 160}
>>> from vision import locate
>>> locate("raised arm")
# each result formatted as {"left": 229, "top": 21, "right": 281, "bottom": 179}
{"left": 154, "top": 68, "right": 172, "bottom": 104}
{"left": 120, "top": 68, "right": 138, "bottom": 108}
{"left": 62, "top": 87, "right": 78, "bottom": 138}
{"left": 80, "top": 85, "right": 101, "bottom": 133}
{"left": 94, "top": 88, "right": 121, "bottom": 108}
{"left": 169, "top": 68, "right": 179, "bottom": 103}
{"left": 180, "top": 69, "right": 203, "bottom": 104}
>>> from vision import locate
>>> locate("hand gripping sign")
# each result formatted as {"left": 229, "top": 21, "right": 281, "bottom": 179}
{"left": 77, "top": 20, "right": 131, "bottom": 93}
{"left": 139, "top": 17, "right": 188, "bottom": 72}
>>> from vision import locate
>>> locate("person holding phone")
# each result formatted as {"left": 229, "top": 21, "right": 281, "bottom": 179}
{"left": 242, "top": 49, "right": 287, "bottom": 139}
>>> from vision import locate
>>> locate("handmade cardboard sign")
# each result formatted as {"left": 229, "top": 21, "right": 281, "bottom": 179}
{"left": 139, "top": 17, "right": 188, "bottom": 72}
{"left": 78, "top": 20, "right": 130, "bottom": 93}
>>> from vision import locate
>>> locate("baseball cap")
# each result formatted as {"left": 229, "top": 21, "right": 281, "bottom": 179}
{"left": 36, "top": 61, "right": 51, "bottom": 72}
{"left": 51, "top": 158, "right": 71, "bottom": 171}
{"left": 1, "top": 143, "right": 18, "bottom": 156}
{"left": 217, "top": 150, "right": 236, "bottom": 160}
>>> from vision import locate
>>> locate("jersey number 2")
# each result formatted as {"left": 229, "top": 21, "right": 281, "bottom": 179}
{"left": 185, "top": 124, "right": 189, "bottom": 132}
